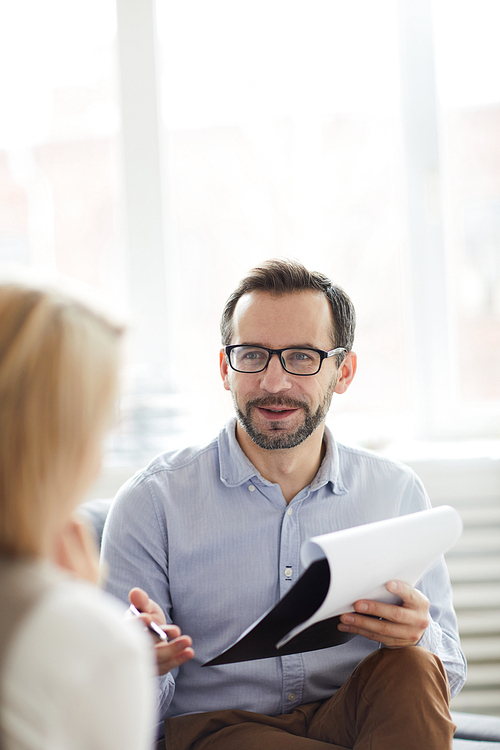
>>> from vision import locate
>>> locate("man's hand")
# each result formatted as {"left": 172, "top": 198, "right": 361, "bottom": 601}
{"left": 337, "top": 580, "right": 430, "bottom": 648}
{"left": 128, "top": 588, "right": 194, "bottom": 675}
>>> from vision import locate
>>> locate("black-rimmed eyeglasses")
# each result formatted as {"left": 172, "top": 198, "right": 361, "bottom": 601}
{"left": 224, "top": 345, "right": 347, "bottom": 376}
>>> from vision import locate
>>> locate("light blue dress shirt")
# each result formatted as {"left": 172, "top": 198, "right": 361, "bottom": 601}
{"left": 101, "top": 418, "right": 466, "bottom": 720}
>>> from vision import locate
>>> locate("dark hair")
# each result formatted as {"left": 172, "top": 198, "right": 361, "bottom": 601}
{"left": 220, "top": 259, "right": 356, "bottom": 355}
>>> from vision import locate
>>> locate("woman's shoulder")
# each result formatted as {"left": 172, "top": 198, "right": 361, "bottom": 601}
{"left": 1, "top": 563, "right": 156, "bottom": 750}
{"left": 24, "top": 569, "right": 151, "bottom": 663}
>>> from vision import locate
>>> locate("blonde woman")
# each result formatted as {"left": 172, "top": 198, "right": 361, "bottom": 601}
{"left": 0, "top": 281, "right": 162, "bottom": 749}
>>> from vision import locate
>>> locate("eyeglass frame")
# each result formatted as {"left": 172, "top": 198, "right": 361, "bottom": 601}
{"left": 224, "top": 344, "right": 347, "bottom": 376}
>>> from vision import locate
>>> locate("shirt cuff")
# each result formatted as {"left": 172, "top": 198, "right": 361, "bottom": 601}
{"left": 157, "top": 672, "right": 176, "bottom": 719}
{"left": 416, "top": 617, "right": 439, "bottom": 651}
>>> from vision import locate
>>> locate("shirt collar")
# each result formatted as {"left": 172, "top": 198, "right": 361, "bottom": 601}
{"left": 218, "top": 417, "right": 347, "bottom": 495}
{"left": 218, "top": 418, "right": 263, "bottom": 487}
{"left": 311, "top": 424, "right": 347, "bottom": 493}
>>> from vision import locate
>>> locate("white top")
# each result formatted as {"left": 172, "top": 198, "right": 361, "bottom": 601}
{"left": 0, "top": 572, "right": 157, "bottom": 750}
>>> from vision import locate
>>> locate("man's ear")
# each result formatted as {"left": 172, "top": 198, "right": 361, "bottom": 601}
{"left": 220, "top": 349, "right": 231, "bottom": 391}
{"left": 334, "top": 351, "right": 357, "bottom": 394}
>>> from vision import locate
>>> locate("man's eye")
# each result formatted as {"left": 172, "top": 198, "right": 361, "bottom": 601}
{"left": 241, "top": 350, "right": 266, "bottom": 360}
{"left": 289, "top": 350, "right": 312, "bottom": 361}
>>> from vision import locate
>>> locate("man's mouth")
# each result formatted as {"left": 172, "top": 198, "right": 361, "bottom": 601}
{"left": 244, "top": 396, "right": 308, "bottom": 424}
{"left": 254, "top": 406, "right": 300, "bottom": 420}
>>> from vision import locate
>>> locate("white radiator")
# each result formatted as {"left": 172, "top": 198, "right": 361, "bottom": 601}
{"left": 405, "top": 454, "right": 500, "bottom": 717}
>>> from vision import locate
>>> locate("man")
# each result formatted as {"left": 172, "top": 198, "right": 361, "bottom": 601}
{"left": 102, "top": 259, "right": 466, "bottom": 749}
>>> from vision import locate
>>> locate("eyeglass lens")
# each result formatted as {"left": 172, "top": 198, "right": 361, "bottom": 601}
{"left": 229, "top": 346, "right": 321, "bottom": 375}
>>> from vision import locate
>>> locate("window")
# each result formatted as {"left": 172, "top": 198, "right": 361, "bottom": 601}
{"left": 153, "top": 0, "right": 413, "bottom": 448}
{"left": 0, "top": 0, "right": 123, "bottom": 303}
{"left": 1, "top": 0, "right": 499, "bottom": 469}
{"left": 433, "top": 0, "right": 500, "bottom": 411}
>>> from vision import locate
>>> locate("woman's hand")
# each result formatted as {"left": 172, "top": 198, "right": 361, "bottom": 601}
{"left": 51, "top": 516, "right": 101, "bottom": 584}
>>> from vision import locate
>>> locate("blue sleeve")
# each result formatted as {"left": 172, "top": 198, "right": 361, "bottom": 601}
{"left": 417, "top": 556, "right": 467, "bottom": 698}
{"left": 100, "top": 472, "right": 176, "bottom": 718}
{"left": 407, "top": 474, "right": 467, "bottom": 698}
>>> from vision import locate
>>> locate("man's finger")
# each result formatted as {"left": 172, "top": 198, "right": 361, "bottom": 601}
{"left": 129, "top": 587, "right": 150, "bottom": 610}
{"left": 154, "top": 637, "right": 194, "bottom": 675}
{"left": 385, "top": 580, "right": 427, "bottom": 608}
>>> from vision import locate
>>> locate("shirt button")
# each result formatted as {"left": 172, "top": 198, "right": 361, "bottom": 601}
{"left": 286, "top": 507, "right": 293, "bottom": 515}
{"left": 288, "top": 693, "right": 296, "bottom": 701}
{"left": 284, "top": 567, "right": 293, "bottom": 578}
{"left": 248, "top": 485, "right": 255, "bottom": 492}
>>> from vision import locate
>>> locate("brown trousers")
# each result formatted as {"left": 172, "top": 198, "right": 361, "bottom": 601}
{"left": 161, "top": 647, "right": 456, "bottom": 750}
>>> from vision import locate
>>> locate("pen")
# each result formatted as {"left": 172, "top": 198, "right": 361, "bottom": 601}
{"left": 128, "top": 603, "right": 168, "bottom": 642}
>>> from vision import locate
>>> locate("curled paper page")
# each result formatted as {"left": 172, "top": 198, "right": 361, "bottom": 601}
{"left": 204, "top": 505, "right": 462, "bottom": 666}
{"left": 276, "top": 505, "right": 462, "bottom": 648}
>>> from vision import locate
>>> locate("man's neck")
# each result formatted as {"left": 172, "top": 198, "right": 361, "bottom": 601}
{"left": 235, "top": 421, "right": 326, "bottom": 504}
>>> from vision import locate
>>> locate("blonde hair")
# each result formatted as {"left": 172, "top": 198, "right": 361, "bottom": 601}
{"left": 0, "top": 282, "right": 124, "bottom": 557}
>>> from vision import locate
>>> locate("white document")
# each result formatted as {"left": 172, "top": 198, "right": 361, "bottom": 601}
{"left": 277, "top": 504, "right": 462, "bottom": 648}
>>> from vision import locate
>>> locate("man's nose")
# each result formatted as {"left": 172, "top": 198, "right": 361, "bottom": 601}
{"left": 259, "top": 353, "right": 293, "bottom": 392}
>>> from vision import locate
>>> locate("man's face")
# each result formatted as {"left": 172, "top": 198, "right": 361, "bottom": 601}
{"left": 220, "top": 290, "right": 350, "bottom": 450}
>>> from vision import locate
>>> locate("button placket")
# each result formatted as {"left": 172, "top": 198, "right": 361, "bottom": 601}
{"left": 279, "top": 501, "right": 304, "bottom": 710}
{"left": 280, "top": 504, "right": 300, "bottom": 591}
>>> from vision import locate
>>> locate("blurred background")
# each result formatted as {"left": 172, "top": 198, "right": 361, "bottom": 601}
{"left": 0, "top": 0, "right": 499, "bottom": 715}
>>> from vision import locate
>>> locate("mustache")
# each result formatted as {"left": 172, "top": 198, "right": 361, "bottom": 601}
{"left": 246, "top": 395, "right": 308, "bottom": 410}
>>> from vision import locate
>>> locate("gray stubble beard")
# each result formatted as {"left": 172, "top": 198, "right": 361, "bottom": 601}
{"left": 232, "top": 376, "right": 337, "bottom": 450}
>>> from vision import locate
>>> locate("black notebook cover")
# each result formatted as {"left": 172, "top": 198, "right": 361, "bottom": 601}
{"left": 203, "top": 506, "right": 464, "bottom": 667}
{"left": 203, "top": 559, "right": 355, "bottom": 666}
